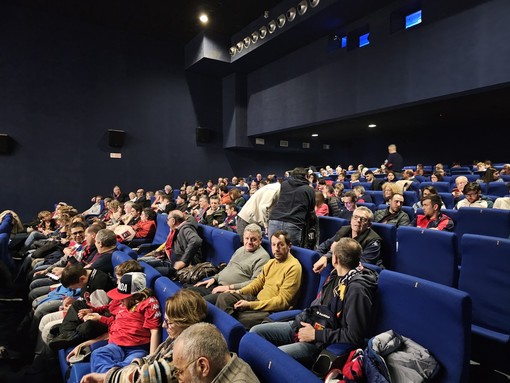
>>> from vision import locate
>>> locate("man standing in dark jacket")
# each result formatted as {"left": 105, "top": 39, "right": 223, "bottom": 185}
{"left": 268, "top": 167, "right": 315, "bottom": 246}
{"left": 250, "top": 237, "right": 378, "bottom": 368}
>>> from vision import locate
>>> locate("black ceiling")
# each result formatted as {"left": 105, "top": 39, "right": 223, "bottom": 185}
{"left": 17, "top": 0, "right": 283, "bottom": 44}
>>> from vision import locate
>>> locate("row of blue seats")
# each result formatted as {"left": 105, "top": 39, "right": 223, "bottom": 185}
{"left": 144, "top": 225, "right": 474, "bottom": 382}
{"left": 0, "top": 213, "right": 15, "bottom": 272}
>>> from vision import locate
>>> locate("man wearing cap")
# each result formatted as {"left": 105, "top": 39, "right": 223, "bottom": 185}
{"left": 87, "top": 271, "right": 161, "bottom": 373}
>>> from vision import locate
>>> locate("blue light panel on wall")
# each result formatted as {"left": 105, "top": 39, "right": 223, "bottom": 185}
{"left": 341, "top": 36, "right": 347, "bottom": 48}
{"left": 359, "top": 33, "right": 370, "bottom": 47}
{"left": 405, "top": 10, "right": 422, "bottom": 29}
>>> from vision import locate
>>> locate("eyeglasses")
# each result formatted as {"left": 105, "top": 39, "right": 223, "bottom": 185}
{"left": 71, "top": 230, "right": 85, "bottom": 237}
{"left": 190, "top": 199, "right": 198, "bottom": 202}
{"left": 352, "top": 215, "right": 369, "bottom": 223}
{"left": 172, "top": 356, "right": 201, "bottom": 379}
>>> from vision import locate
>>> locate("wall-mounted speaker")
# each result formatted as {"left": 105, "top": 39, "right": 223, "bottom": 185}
{"left": 0, "top": 134, "right": 14, "bottom": 155}
{"left": 196, "top": 127, "right": 213, "bottom": 143}
{"left": 108, "top": 129, "right": 125, "bottom": 148}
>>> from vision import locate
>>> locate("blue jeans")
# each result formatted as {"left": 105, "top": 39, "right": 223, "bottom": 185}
{"left": 268, "top": 220, "right": 303, "bottom": 247}
{"left": 250, "top": 321, "right": 320, "bottom": 368}
{"left": 91, "top": 343, "right": 150, "bottom": 373}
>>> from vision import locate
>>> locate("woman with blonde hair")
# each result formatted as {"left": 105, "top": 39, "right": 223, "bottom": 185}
{"left": 381, "top": 182, "right": 402, "bottom": 204}
{"left": 80, "top": 289, "right": 208, "bottom": 383}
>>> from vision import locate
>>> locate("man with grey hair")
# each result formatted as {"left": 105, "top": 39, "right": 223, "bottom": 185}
{"left": 172, "top": 323, "right": 259, "bottom": 383}
{"left": 189, "top": 223, "right": 270, "bottom": 304}
{"left": 84, "top": 229, "right": 118, "bottom": 275}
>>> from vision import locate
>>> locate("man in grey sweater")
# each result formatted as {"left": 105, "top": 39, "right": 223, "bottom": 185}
{"left": 188, "top": 223, "right": 270, "bottom": 303}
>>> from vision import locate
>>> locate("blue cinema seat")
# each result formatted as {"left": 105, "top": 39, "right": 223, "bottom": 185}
{"left": 394, "top": 226, "right": 459, "bottom": 287}
{"left": 454, "top": 207, "right": 510, "bottom": 240}
{"left": 458, "top": 234, "right": 510, "bottom": 374}
{"left": 239, "top": 333, "right": 322, "bottom": 383}
{"left": 137, "top": 213, "right": 170, "bottom": 255}
{"left": 318, "top": 216, "right": 349, "bottom": 244}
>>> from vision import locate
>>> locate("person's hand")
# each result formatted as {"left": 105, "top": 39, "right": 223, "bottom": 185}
{"left": 52, "top": 267, "right": 64, "bottom": 276}
{"left": 194, "top": 279, "right": 214, "bottom": 288}
{"left": 80, "top": 372, "right": 107, "bottom": 383}
{"left": 313, "top": 256, "right": 328, "bottom": 274}
{"left": 297, "top": 322, "right": 316, "bottom": 343}
{"left": 233, "top": 300, "right": 250, "bottom": 311}
{"left": 78, "top": 309, "right": 93, "bottom": 320}
{"left": 211, "top": 285, "right": 230, "bottom": 294}
{"left": 83, "top": 313, "right": 101, "bottom": 322}
{"left": 62, "top": 297, "right": 75, "bottom": 308}
{"left": 212, "top": 219, "right": 219, "bottom": 226}
{"left": 34, "top": 270, "right": 46, "bottom": 276}
{"left": 67, "top": 343, "right": 85, "bottom": 362}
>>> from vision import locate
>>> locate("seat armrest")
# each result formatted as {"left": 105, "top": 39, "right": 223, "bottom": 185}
{"left": 268, "top": 309, "right": 302, "bottom": 322}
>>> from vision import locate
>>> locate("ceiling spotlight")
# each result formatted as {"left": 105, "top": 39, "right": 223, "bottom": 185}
{"left": 368, "top": 123, "right": 377, "bottom": 128}
{"left": 310, "top": 0, "right": 320, "bottom": 8}
{"left": 243, "top": 36, "right": 251, "bottom": 48}
{"left": 199, "top": 13, "right": 209, "bottom": 24}
{"left": 251, "top": 31, "right": 259, "bottom": 44}
{"left": 236, "top": 41, "right": 243, "bottom": 53}
{"left": 312, "top": 133, "right": 319, "bottom": 137}
{"left": 259, "top": 26, "right": 268, "bottom": 39}
{"left": 264, "top": 10, "right": 269, "bottom": 19}
{"left": 287, "top": 7, "right": 296, "bottom": 22}
{"left": 297, "top": 0, "right": 308, "bottom": 15}
{"left": 229, "top": 46, "right": 236, "bottom": 56}
{"left": 277, "top": 14, "right": 286, "bottom": 28}
{"left": 268, "top": 20, "right": 277, "bottom": 34}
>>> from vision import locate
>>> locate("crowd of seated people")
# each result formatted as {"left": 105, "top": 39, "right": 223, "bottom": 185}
{"left": 2, "top": 159, "right": 510, "bottom": 383}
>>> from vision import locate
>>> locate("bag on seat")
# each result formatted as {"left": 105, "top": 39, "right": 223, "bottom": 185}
{"left": 175, "top": 262, "right": 225, "bottom": 284}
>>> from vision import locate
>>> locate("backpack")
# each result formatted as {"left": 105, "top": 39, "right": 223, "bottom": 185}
{"left": 323, "top": 348, "right": 365, "bottom": 383}
{"left": 175, "top": 262, "right": 226, "bottom": 284}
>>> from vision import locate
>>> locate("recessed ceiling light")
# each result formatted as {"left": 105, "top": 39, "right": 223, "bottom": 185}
{"left": 312, "top": 133, "right": 319, "bottom": 137}
{"left": 368, "top": 124, "right": 377, "bottom": 128}
{"left": 199, "top": 14, "right": 209, "bottom": 24}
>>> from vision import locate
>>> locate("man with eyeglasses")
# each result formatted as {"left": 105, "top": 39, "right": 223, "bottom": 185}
{"left": 172, "top": 323, "right": 259, "bottom": 383}
{"left": 138, "top": 210, "right": 203, "bottom": 279}
{"left": 454, "top": 181, "right": 494, "bottom": 209}
{"left": 313, "top": 206, "right": 383, "bottom": 273}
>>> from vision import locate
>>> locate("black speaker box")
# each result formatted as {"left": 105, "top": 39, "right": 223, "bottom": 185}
{"left": 108, "top": 129, "right": 125, "bottom": 148}
{"left": 196, "top": 127, "right": 213, "bottom": 143}
{"left": 0, "top": 134, "right": 14, "bottom": 154}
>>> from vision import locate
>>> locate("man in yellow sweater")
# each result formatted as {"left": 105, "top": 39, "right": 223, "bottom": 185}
{"left": 215, "top": 230, "right": 302, "bottom": 329}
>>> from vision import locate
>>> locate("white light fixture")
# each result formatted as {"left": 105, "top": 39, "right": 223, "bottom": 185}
{"left": 280, "top": 140, "right": 289, "bottom": 147}
{"left": 268, "top": 20, "right": 277, "bottom": 34}
{"left": 368, "top": 124, "right": 377, "bottom": 128}
{"left": 229, "top": 46, "right": 236, "bottom": 56}
{"left": 259, "top": 26, "right": 268, "bottom": 39}
{"left": 243, "top": 36, "right": 251, "bottom": 48}
{"left": 297, "top": 0, "right": 308, "bottom": 15}
{"left": 312, "top": 133, "right": 319, "bottom": 137}
{"left": 255, "top": 138, "right": 265, "bottom": 145}
{"left": 236, "top": 41, "right": 243, "bottom": 53}
{"left": 310, "top": 0, "right": 320, "bottom": 8}
{"left": 251, "top": 31, "right": 259, "bottom": 44}
{"left": 199, "top": 14, "right": 209, "bottom": 24}
{"left": 277, "top": 14, "right": 286, "bottom": 28}
{"left": 302, "top": 142, "right": 310, "bottom": 149}
{"left": 323, "top": 144, "right": 330, "bottom": 150}
{"left": 287, "top": 7, "right": 297, "bottom": 22}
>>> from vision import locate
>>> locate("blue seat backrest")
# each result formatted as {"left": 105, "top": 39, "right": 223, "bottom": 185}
{"left": 487, "top": 181, "right": 509, "bottom": 197}
{"left": 111, "top": 250, "right": 133, "bottom": 270}
{"left": 172, "top": 189, "right": 180, "bottom": 201}
{"left": 449, "top": 174, "right": 479, "bottom": 187}
{"left": 205, "top": 302, "right": 246, "bottom": 353}
{"left": 365, "top": 190, "right": 385, "bottom": 205}
{"left": 401, "top": 205, "right": 415, "bottom": 222}
{"left": 420, "top": 181, "right": 451, "bottom": 193}
{"left": 403, "top": 190, "right": 418, "bottom": 206}
{"left": 139, "top": 261, "right": 161, "bottom": 289}
{"left": 376, "top": 270, "right": 471, "bottom": 383}
{"left": 318, "top": 216, "right": 349, "bottom": 244}
{"left": 154, "top": 277, "right": 181, "bottom": 341}
{"left": 371, "top": 222, "right": 397, "bottom": 270}
{"left": 455, "top": 207, "right": 510, "bottom": 240}
{"left": 208, "top": 228, "right": 241, "bottom": 265}
{"left": 261, "top": 238, "right": 272, "bottom": 256}
{"left": 290, "top": 246, "right": 321, "bottom": 310}
{"left": 438, "top": 192, "right": 455, "bottom": 209}
{"left": 440, "top": 208, "right": 459, "bottom": 224}
{"left": 153, "top": 213, "right": 170, "bottom": 245}
{"left": 356, "top": 202, "right": 376, "bottom": 212}
{"left": 238, "top": 333, "right": 323, "bottom": 383}
{"left": 395, "top": 226, "right": 459, "bottom": 287}
{"left": 0, "top": 213, "right": 12, "bottom": 235}
{"left": 116, "top": 242, "right": 138, "bottom": 259}
{"left": 458, "top": 234, "right": 510, "bottom": 341}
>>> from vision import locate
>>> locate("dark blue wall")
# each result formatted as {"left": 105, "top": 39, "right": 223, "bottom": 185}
{"left": 245, "top": 0, "right": 510, "bottom": 165}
